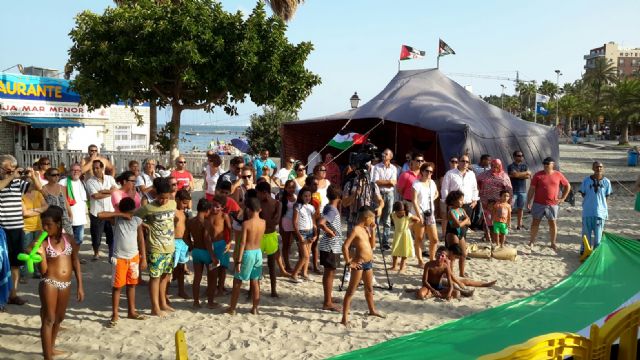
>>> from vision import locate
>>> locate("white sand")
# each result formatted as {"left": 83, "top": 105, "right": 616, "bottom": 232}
{"left": 1, "top": 145, "right": 639, "bottom": 359}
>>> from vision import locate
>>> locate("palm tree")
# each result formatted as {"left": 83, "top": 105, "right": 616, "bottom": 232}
{"left": 265, "top": 0, "right": 305, "bottom": 21}
{"left": 583, "top": 57, "right": 618, "bottom": 104}
{"left": 558, "top": 94, "right": 581, "bottom": 132}
{"left": 602, "top": 78, "right": 640, "bottom": 145}
{"left": 538, "top": 80, "right": 559, "bottom": 99}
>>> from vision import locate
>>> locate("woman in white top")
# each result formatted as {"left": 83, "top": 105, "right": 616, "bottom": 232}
{"left": 412, "top": 162, "right": 440, "bottom": 266}
{"left": 275, "top": 157, "right": 295, "bottom": 188}
{"left": 313, "top": 163, "right": 331, "bottom": 212}
{"left": 203, "top": 153, "right": 223, "bottom": 202}
{"left": 293, "top": 162, "right": 307, "bottom": 195}
{"left": 136, "top": 158, "right": 157, "bottom": 206}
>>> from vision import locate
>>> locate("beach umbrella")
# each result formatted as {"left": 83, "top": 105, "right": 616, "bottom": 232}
{"left": 231, "top": 138, "right": 251, "bottom": 153}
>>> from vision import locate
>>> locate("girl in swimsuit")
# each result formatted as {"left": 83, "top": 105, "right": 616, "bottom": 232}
{"left": 444, "top": 190, "right": 471, "bottom": 278}
{"left": 32, "top": 206, "right": 84, "bottom": 360}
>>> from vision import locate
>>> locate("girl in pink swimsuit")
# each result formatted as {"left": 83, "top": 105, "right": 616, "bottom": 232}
{"left": 32, "top": 205, "right": 84, "bottom": 360}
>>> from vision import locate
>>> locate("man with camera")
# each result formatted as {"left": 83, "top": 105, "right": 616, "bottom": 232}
{"left": 0, "top": 154, "right": 42, "bottom": 307}
{"left": 342, "top": 168, "right": 383, "bottom": 235}
{"left": 371, "top": 149, "right": 397, "bottom": 250}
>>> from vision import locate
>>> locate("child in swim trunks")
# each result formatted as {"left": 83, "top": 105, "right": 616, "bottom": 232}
{"left": 227, "top": 197, "right": 265, "bottom": 315}
{"left": 317, "top": 184, "right": 343, "bottom": 312}
{"left": 445, "top": 190, "right": 470, "bottom": 278}
{"left": 32, "top": 206, "right": 84, "bottom": 359}
{"left": 413, "top": 246, "right": 457, "bottom": 300}
{"left": 186, "top": 199, "right": 219, "bottom": 308}
{"left": 341, "top": 206, "right": 385, "bottom": 327}
{"left": 173, "top": 190, "right": 191, "bottom": 299}
{"left": 98, "top": 197, "right": 147, "bottom": 327}
{"left": 491, "top": 190, "right": 512, "bottom": 248}
{"left": 135, "top": 177, "right": 176, "bottom": 317}
{"left": 207, "top": 199, "right": 232, "bottom": 298}
{"left": 256, "top": 181, "right": 287, "bottom": 297}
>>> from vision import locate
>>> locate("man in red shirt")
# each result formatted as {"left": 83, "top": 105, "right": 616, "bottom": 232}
{"left": 397, "top": 152, "right": 424, "bottom": 207}
{"left": 527, "top": 157, "right": 571, "bottom": 250}
{"left": 171, "top": 156, "right": 194, "bottom": 192}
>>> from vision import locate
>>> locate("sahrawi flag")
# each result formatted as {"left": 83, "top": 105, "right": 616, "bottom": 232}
{"left": 400, "top": 45, "right": 426, "bottom": 60}
{"left": 535, "top": 93, "right": 550, "bottom": 103}
{"left": 438, "top": 38, "right": 456, "bottom": 56}
{"left": 329, "top": 132, "right": 368, "bottom": 150}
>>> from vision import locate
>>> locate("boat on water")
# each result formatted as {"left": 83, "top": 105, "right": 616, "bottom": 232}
{"left": 184, "top": 131, "right": 199, "bottom": 136}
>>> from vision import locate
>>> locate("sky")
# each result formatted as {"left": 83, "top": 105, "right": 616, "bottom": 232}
{"left": 2, "top": 0, "right": 639, "bottom": 126}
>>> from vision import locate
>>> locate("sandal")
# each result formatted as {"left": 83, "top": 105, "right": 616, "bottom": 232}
{"left": 107, "top": 319, "right": 118, "bottom": 328}
{"left": 8, "top": 296, "right": 27, "bottom": 305}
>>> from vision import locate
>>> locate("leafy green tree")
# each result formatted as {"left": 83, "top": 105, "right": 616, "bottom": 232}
{"left": 538, "top": 80, "right": 559, "bottom": 99}
{"left": 602, "top": 78, "right": 640, "bottom": 145}
{"left": 67, "top": 0, "right": 320, "bottom": 158}
{"left": 245, "top": 107, "right": 297, "bottom": 156}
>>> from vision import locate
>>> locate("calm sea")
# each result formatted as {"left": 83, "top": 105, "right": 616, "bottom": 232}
{"left": 176, "top": 125, "right": 248, "bottom": 152}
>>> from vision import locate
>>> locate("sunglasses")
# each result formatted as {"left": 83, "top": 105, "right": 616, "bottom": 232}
{"left": 177, "top": 161, "right": 186, "bottom": 164}
{"left": 41, "top": 162, "right": 51, "bottom": 166}
{"left": 318, "top": 169, "right": 327, "bottom": 172}
{"left": 460, "top": 160, "right": 470, "bottom": 163}
{"left": 450, "top": 160, "right": 458, "bottom": 163}
{"left": 422, "top": 169, "right": 433, "bottom": 173}
{"left": 241, "top": 175, "right": 252, "bottom": 179}
{"left": 289, "top": 160, "right": 295, "bottom": 164}
{"left": 49, "top": 173, "right": 60, "bottom": 177}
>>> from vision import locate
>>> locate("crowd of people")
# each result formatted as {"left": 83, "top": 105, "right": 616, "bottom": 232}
{"left": 0, "top": 143, "right": 637, "bottom": 358}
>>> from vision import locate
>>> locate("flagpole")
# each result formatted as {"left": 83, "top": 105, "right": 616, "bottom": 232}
{"left": 398, "top": 60, "right": 400, "bottom": 72}
{"left": 437, "top": 55, "right": 440, "bottom": 69}
{"left": 534, "top": 101, "right": 537, "bottom": 123}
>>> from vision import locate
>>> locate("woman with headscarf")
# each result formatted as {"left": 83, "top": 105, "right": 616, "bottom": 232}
{"left": 477, "top": 159, "right": 513, "bottom": 243}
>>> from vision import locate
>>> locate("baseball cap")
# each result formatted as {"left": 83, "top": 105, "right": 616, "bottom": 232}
{"left": 542, "top": 157, "right": 555, "bottom": 165}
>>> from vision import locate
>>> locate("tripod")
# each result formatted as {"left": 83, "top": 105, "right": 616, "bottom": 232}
{"left": 338, "top": 170, "right": 393, "bottom": 291}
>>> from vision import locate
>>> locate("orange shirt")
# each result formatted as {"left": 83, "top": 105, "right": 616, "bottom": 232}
{"left": 492, "top": 202, "right": 511, "bottom": 223}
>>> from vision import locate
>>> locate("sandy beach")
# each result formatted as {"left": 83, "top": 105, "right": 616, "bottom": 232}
{"left": 1, "top": 143, "right": 639, "bottom": 360}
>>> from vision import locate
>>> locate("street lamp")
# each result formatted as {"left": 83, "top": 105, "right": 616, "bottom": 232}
{"left": 500, "top": 84, "right": 506, "bottom": 109}
{"left": 554, "top": 70, "right": 562, "bottom": 126}
{"left": 350, "top": 92, "right": 360, "bottom": 109}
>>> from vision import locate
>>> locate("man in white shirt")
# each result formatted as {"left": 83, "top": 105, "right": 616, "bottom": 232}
{"left": 59, "top": 163, "right": 88, "bottom": 248}
{"left": 85, "top": 160, "right": 118, "bottom": 260}
{"left": 274, "top": 157, "right": 295, "bottom": 188}
{"left": 441, "top": 154, "right": 479, "bottom": 221}
{"left": 371, "top": 149, "right": 397, "bottom": 249}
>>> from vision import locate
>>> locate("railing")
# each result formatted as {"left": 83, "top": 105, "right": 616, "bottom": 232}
{"left": 15, "top": 149, "right": 281, "bottom": 177}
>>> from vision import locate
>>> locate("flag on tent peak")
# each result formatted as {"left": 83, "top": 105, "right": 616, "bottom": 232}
{"left": 438, "top": 38, "right": 456, "bottom": 57}
{"left": 329, "top": 132, "right": 368, "bottom": 150}
{"left": 400, "top": 45, "right": 426, "bottom": 61}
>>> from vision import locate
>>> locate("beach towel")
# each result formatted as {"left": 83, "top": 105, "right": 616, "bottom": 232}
{"left": 0, "top": 228, "right": 12, "bottom": 307}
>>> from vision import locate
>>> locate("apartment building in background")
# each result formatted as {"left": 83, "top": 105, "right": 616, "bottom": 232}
{"left": 584, "top": 41, "right": 640, "bottom": 77}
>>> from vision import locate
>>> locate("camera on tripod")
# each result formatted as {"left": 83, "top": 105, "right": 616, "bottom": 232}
{"left": 348, "top": 142, "right": 379, "bottom": 175}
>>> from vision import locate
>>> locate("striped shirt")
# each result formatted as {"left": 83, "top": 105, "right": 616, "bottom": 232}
{"left": 319, "top": 205, "right": 343, "bottom": 253}
{"left": 0, "top": 179, "right": 29, "bottom": 229}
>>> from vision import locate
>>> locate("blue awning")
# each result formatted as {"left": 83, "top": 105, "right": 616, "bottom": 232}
{"left": 3, "top": 116, "right": 85, "bottom": 128}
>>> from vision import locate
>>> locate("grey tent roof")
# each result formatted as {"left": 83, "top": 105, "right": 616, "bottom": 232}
{"left": 289, "top": 68, "right": 558, "bottom": 172}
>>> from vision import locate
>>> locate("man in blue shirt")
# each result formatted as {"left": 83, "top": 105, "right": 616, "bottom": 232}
{"left": 579, "top": 161, "right": 611, "bottom": 251}
{"left": 254, "top": 150, "right": 277, "bottom": 179}
{"left": 507, "top": 151, "right": 531, "bottom": 230}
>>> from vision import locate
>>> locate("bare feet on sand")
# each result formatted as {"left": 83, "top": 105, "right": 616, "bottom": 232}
{"left": 161, "top": 305, "right": 175, "bottom": 312}
{"left": 151, "top": 309, "right": 168, "bottom": 318}
{"left": 52, "top": 348, "right": 67, "bottom": 356}
{"left": 225, "top": 307, "right": 236, "bottom": 315}
{"left": 178, "top": 292, "right": 192, "bottom": 300}
{"left": 322, "top": 304, "right": 342, "bottom": 312}
{"left": 367, "top": 311, "right": 386, "bottom": 319}
{"left": 250, "top": 307, "right": 259, "bottom": 315}
{"left": 207, "top": 302, "right": 220, "bottom": 309}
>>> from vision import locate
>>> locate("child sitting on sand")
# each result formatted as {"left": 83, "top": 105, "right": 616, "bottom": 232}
{"left": 227, "top": 197, "right": 265, "bottom": 315}
{"left": 413, "top": 246, "right": 457, "bottom": 300}
{"left": 33, "top": 206, "right": 84, "bottom": 359}
{"left": 317, "top": 184, "right": 343, "bottom": 312}
{"left": 341, "top": 206, "right": 385, "bottom": 327}
{"left": 491, "top": 190, "right": 512, "bottom": 248}
{"left": 173, "top": 189, "right": 191, "bottom": 299}
{"left": 445, "top": 190, "right": 470, "bottom": 278}
{"left": 135, "top": 177, "right": 176, "bottom": 317}
{"left": 98, "top": 197, "right": 146, "bottom": 327}
{"left": 390, "top": 201, "right": 419, "bottom": 273}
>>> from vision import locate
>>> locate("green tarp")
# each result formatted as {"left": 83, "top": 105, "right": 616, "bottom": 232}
{"left": 332, "top": 233, "right": 640, "bottom": 360}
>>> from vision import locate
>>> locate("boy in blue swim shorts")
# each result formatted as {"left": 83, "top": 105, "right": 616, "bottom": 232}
{"left": 173, "top": 190, "right": 191, "bottom": 299}
{"left": 207, "top": 199, "right": 232, "bottom": 297}
{"left": 227, "top": 197, "right": 265, "bottom": 315}
{"left": 185, "top": 199, "right": 218, "bottom": 308}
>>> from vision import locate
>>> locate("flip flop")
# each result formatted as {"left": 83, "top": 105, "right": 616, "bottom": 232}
{"left": 8, "top": 296, "right": 27, "bottom": 305}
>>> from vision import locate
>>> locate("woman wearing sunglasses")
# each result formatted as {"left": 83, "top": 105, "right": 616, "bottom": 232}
{"left": 40, "top": 168, "right": 74, "bottom": 240}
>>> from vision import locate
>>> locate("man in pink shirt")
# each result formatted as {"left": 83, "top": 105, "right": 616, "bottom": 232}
{"left": 527, "top": 157, "right": 571, "bottom": 250}
{"left": 397, "top": 152, "right": 424, "bottom": 207}
{"left": 171, "top": 156, "right": 194, "bottom": 192}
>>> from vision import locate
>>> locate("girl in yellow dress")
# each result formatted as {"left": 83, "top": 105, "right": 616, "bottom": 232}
{"left": 390, "top": 202, "right": 420, "bottom": 273}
